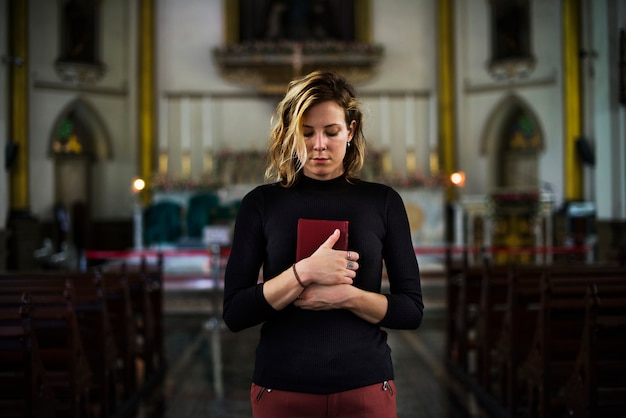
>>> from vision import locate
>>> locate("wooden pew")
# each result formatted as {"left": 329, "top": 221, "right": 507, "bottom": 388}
{"left": 564, "top": 284, "right": 626, "bottom": 418}
{"left": 491, "top": 265, "right": 546, "bottom": 414}
{"left": 0, "top": 293, "right": 57, "bottom": 418}
{"left": 447, "top": 264, "right": 485, "bottom": 375}
{"left": 143, "top": 256, "right": 165, "bottom": 374}
{"left": 110, "top": 256, "right": 164, "bottom": 381}
{"left": 475, "top": 263, "right": 512, "bottom": 394}
{"left": 0, "top": 273, "right": 121, "bottom": 417}
{"left": 444, "top": 255, "right": 465, "bottom": 364}
{"left": 2, "top": 283, "right": 95, "bottom": 418}
{"left": 518, "top": 267, "right": 626, "bottom": 418}
{"left": 68, "top": 273, "right": 121, "bottom": 416}
{"left": 0, "top": 262, "right": 168, "bottom": 416}
{"left": 88, "top": 269, "right": 139, "bottom": 401}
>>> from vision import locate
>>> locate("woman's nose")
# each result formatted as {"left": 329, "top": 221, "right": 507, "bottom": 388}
{"left": 313, "top": 133, "right": 326, "bottom": 150}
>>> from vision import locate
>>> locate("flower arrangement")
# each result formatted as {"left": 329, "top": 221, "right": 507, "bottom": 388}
{"left": 374, "top": 172, "right": 448, "bottom": 189}
{"left": 149, "top": 148, "right": 448, "bottom": 191}
{"left": 149, "top": 172, "right": 222, "bottom": 192}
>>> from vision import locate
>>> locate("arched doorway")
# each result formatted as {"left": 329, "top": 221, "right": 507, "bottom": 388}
{"left": 481, "top": 95, "right": 545, "bottom": 264}
{"left": 481, "top": 95, "right": 544, "bottom": 191}
{"left": 49, "top": 99, "right": 112, "bottom": 257}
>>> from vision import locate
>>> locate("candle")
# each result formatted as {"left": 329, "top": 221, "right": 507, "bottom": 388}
{"left": 380, "top": 95, "right": 390, "bottom": 147}
{"left": 404, "top": 94, "right": 415, "bottom": 148}
{"left": 181, "top": 97, "right": 191, "bottom": 151}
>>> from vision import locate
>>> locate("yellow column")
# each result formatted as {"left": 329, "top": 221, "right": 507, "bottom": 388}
{"left": 224, "top": 0, "right": 240, "bottom": 44}
{"left": 562, "top": 0, "right": 583, "bottom": 200}
{"left": 355, "top": 0, "right": 372, "bottom": 42}
{"left": 138, "top": 0, "right": 156, "bottom": 206}
{"left": 8, "top": 0, "right": 29, "bottom": 212}
{"left": 437, "top": 0, "right": 456, "bottom": 202}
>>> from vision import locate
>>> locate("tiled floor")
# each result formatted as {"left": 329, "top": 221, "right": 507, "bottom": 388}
{"left": 132, "top": 278, "right": 497, "bottom": 418}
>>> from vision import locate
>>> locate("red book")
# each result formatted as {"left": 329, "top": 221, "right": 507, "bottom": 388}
{"left": 296, "top": 218, "right": 349, "bottom": 261}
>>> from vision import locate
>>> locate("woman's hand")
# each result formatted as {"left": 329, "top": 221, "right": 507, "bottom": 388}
{"left": 262, "top": 229, "right": 360, "bottom": 311}
{"left": 295, "top": 229, "right": 359, "bottom": 287}
{"left": 294, "top": 230, "right": 388, "bottom": 323}
{"left": 295, "top": 282, "right": 389, "bottom": 324}
{"left": 294, "top": 283, "right": 355, "bottom": 310}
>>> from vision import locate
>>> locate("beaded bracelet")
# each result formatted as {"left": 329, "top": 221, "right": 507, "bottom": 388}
{"left": 292, "top": 263, "right": 305, "bottom": 288}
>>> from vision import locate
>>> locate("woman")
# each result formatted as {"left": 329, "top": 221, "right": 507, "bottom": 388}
{"left": 223, "top": 70, "right": 423, "bottom": 418}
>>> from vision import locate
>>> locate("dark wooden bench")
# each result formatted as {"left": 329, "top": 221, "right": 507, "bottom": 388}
{"left": 447, "top": 264, "right": 485, "bottom": 374}
{"left": 90, "top": 269, "right": 139, "bottom": 400}
{"left": 490, "top": 265, "right": 547, "bottom": 413}
{"left": 0, "top": 261, "right": 168, "bottom": 416}
{"left": 517, "top": 267, "right": 626, "bottom": 417}
{"left": 0, "top": 283, "right": 94, "bottom": 418}
{"left": 475, "top": 263, "right": 512, "bottom": 394}
{"left": 0, "top": 272, "right": 125, "bottom": 416}
{"left": 107, "top": 256, "right": 164, "bottom": 382}
{"left": 564, "top": 283, "right": 626, "bottom": 418}
{"left": 66, "top": 272, "right": 121, "bottom": 416}
{"left": 0, "top": 293, "right": 58, "bottom": 418}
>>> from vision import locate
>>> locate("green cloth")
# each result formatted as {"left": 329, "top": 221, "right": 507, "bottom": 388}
{"left": 186, "top": 193, "right": 220, "bottom": 238}
{"left": 144, "top": 201, "right": 183, "bottom": 245}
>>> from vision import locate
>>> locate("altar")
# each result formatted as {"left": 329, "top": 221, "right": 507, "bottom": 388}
{"left": 456, "top": 191, "right": 555, "bottom": 265}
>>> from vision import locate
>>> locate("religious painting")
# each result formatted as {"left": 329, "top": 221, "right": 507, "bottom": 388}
{"left": 58, "top": 0, "right": 100, "bottom": 63}
{"left": 490, "top": 0, "right": 531, "bottom": 62}
{"left": 225, "top": 0, "right": 372, "bottom": 44}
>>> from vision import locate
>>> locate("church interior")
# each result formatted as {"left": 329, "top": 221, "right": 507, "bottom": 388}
{"left": 1, "top": 0, "right": 626, "bottom": 417}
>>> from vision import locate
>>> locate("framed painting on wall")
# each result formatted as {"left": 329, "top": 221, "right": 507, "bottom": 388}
{"left": 224, "top": 0, "right": 373, "bottom": 44}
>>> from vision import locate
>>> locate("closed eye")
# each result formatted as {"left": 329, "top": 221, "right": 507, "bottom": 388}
{"left": 303, "top": 131, "right": 340, "bottom": 139}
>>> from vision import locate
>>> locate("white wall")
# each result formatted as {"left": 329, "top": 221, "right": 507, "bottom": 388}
{"left": 28, "top": 0, "right": 135, "bottom": 220}
{"left": 455, "top": 0, "right": 564, "bottom": 205}
{"left": 17, "top": 0, "right": 622, "bottom": 222}
{"left": 157, "top": 0, "right": 439, "bottom": 182}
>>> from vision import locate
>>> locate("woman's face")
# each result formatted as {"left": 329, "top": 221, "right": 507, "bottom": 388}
{"left": 301, "top": 100, "right": 355, "bottom": 181}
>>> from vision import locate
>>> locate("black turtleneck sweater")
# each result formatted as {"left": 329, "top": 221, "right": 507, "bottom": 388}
{"left": 223, "top": 175, "right": 423, "bottom": 394}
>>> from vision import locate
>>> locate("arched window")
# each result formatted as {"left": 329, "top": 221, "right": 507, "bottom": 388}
{"left": 53, "top": 115, "right": 88, "bottom": 156}
{"left": 497, "top": 108, "right": 541, "bottom": 189}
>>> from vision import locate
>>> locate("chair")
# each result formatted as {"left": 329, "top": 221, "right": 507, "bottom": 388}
{"left": 144, "top": 201, "right": 183, "bottom": 245}
{"left": 186, "top": 193, "right": 220, "bottom": 238}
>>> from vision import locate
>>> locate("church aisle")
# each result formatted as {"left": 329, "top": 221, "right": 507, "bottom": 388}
{"left": 133, "top": 307, "right": 494, "bottom": 418}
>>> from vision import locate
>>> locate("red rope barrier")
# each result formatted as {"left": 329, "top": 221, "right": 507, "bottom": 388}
{"left": 85, "top": 246, "right": 591, "bottom": 260}
{"left": 413, "top": 246, "right": 592, "bottom": 255}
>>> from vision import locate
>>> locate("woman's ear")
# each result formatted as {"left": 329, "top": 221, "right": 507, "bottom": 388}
{"left": 348, "top": 120, "right": 356, "bottom": 141}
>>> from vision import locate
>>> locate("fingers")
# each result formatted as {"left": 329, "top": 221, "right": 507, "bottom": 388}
{"left": 346, "top": 250, "right": 359, "bottom": 261}
{"left": 319, "top": 229, "right": 341, "bottom": 249}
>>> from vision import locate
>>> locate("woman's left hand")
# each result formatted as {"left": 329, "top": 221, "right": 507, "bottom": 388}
{"left": 294, "top": 282, "right": 389, "bottom": 324}
{"left": 294, "top": 283, "right": 355, "bottom": 310}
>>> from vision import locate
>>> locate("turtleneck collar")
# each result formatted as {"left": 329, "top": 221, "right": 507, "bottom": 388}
{"left": 299, "top": 174, "right": 347, "bottom": 187}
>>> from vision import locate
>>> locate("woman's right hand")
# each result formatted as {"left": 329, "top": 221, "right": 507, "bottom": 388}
{"left": 263, "top": 230, "right": 359, "bottom": 310}
{"left": 296, "top": 229, "right": 359, "bottom": 287}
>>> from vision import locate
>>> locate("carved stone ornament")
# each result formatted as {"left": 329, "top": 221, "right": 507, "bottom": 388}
{"left": 54, "top": 60, "right": 107, "bottom": 84}
{"left": 487, "top": 57, "right": 536, "bottom": 81}
{"left": 213, "top": 41, "right": 384, "bottom": 94}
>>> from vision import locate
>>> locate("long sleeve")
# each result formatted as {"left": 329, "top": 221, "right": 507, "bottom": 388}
{"left": 378, "top": 188, "right": 424, "bottom": 330}
{"left": 222, "top": 188, "right": 276, "bottom": 332}
{"left": 221, "top": 176, "right": 424, "bottom": 394}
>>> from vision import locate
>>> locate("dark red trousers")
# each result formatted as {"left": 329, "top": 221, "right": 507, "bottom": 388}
{"left": 250, "top": 380, "right": 397, "bottom": 418}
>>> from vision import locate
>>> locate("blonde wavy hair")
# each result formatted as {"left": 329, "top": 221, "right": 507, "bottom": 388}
{"left": 265, "top": 70, "right": 366, "bottom": 187}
